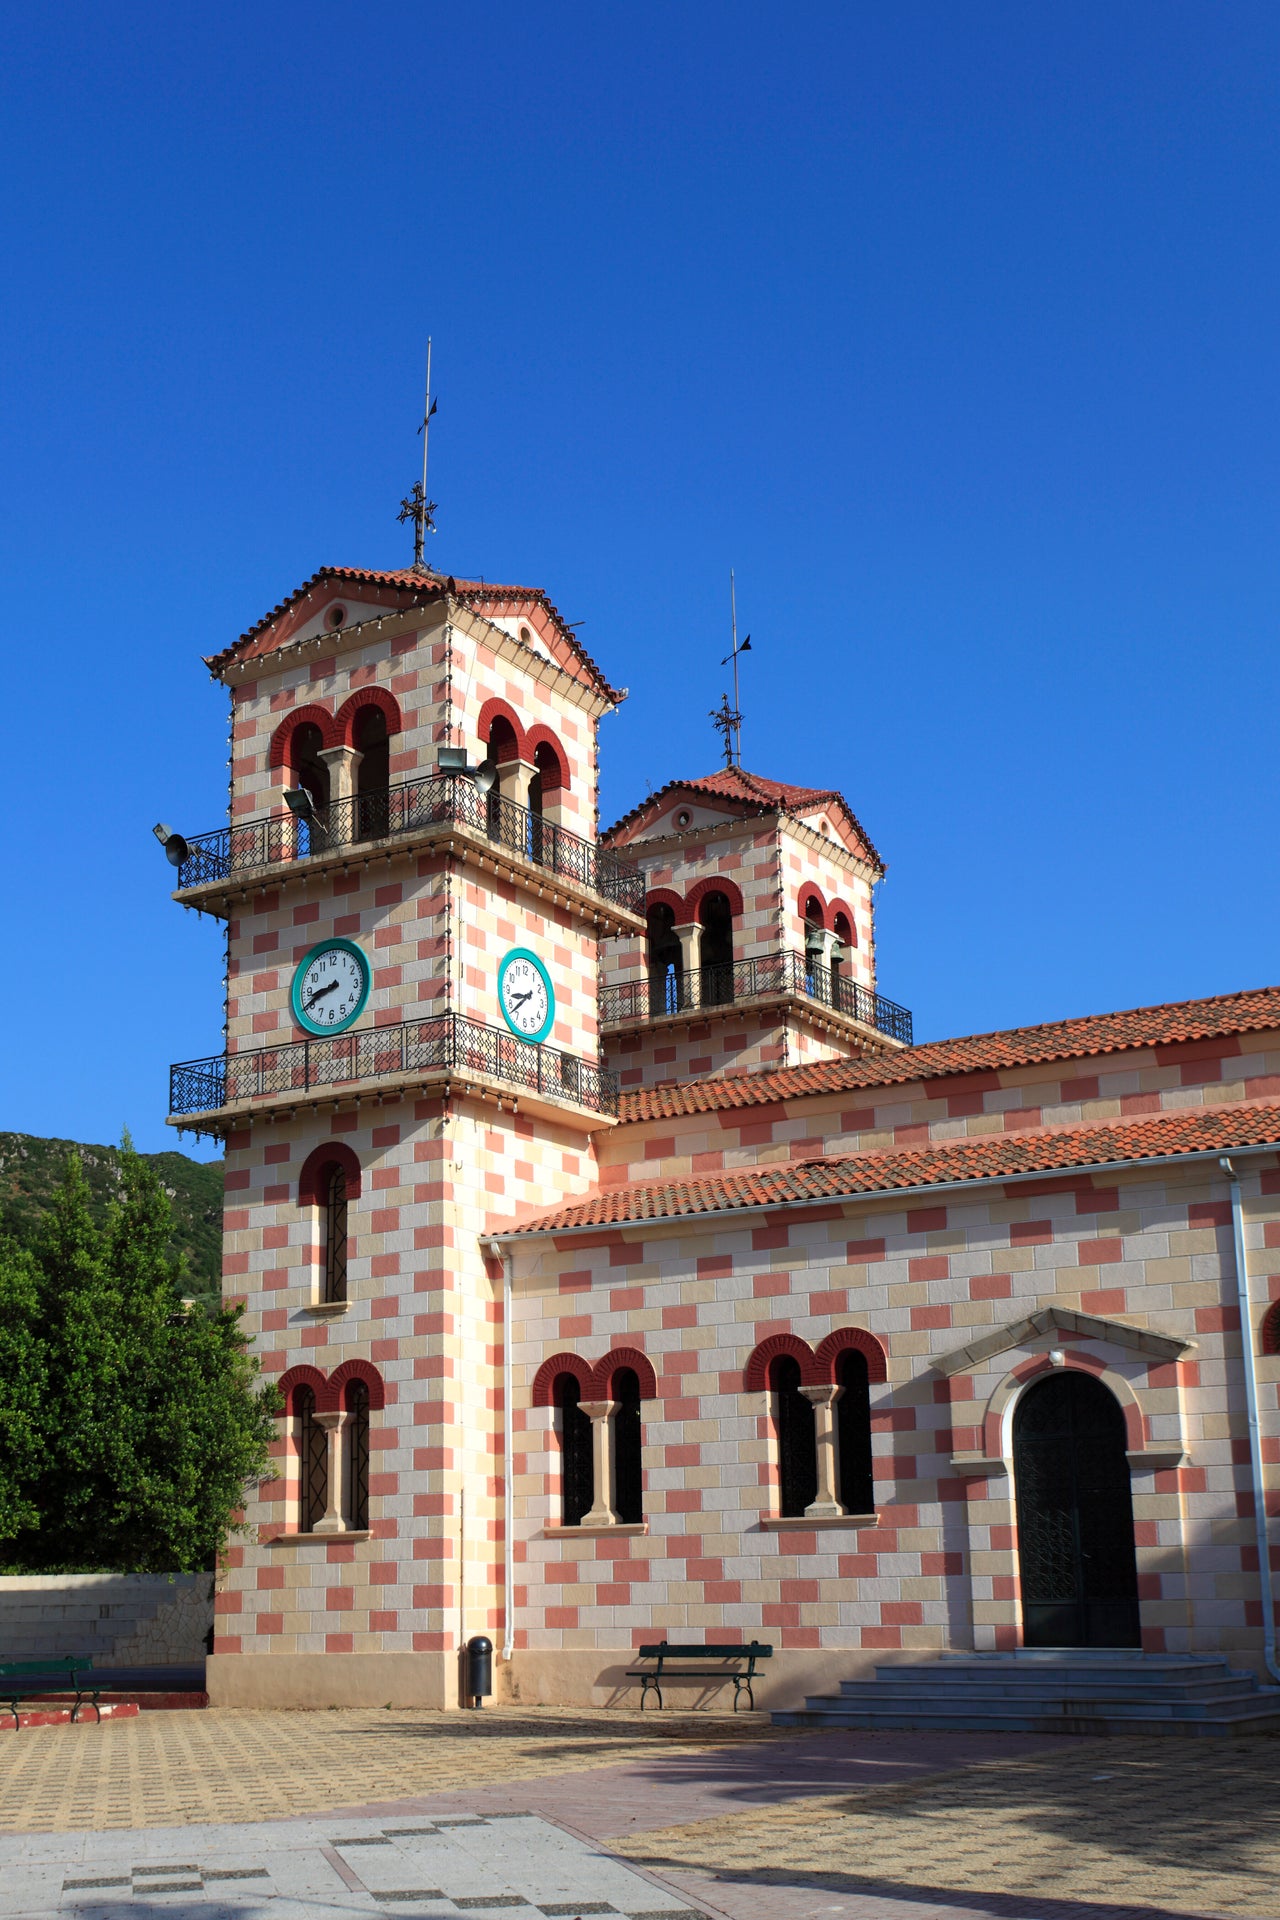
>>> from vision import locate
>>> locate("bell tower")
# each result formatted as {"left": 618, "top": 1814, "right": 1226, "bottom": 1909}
{"left": 165, "top": 564, "right": 643, "bottom": 1708}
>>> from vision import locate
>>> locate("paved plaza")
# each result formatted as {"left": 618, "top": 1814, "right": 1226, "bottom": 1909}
{"left": 0, "top": 1709, "right": 1272, "bottom": 1920}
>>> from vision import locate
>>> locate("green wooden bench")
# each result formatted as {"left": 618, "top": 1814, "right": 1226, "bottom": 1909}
{"left": 626, "top": 1640, "right": 773, "bottom": 1712}
{"left": 0, "top": 1658, "right": 104, "bottom": 1728}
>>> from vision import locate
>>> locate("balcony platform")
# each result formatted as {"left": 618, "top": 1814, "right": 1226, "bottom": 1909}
{"left": 168, "top": 1012, "right": 619, "bottom": 1139}
{"left": 601, "top": 951, "right": 912, "bottom": 1052}
{"left": 170, "top": 774, "right": 646, "bottom": 935}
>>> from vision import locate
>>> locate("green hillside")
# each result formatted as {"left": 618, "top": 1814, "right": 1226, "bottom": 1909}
{"left": 0, "top": 1134, "right": 224, "bottom": 1293}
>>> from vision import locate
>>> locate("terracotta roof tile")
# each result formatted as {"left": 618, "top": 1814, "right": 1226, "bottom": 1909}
{"left": 617, "top": 983, "right": 1280, "bottom": 1123}
{"left": 508, "top": 1099, "right": 1280, "bottom": 1234}
{"left": 601, "top": 767, "right": 883, "bottom": 867}
{"left": 206, "top": 566, "right": 621, "bottom": 700}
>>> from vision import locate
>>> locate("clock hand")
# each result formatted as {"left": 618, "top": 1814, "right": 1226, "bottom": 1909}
{"left": 305, "top": 979, "right": 341, "bottom": 1010}
{"left": 509, "top": 990, "right": 533, "bottom": 1007}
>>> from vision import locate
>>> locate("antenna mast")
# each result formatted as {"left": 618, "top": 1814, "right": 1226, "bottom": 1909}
{"left": 729, "top": 569, "right": 742, "bottom": 767}
{"left": 398, "top": 338, "right": 438, "bottom": 569}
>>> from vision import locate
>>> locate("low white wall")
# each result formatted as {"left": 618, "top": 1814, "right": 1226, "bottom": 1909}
{"left": 0, "top": 1574, "right": 212, "bottom": 1667}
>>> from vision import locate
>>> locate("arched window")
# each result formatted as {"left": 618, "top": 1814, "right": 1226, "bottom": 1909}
{"left": 611, "top": 1367, "right": 643, "bottom": 1524}
{"left": 835, "top": 1347, "right": 874, "bottom": 1514}
{"left": 831, "top": 911, "right": 853, "bottom": 999}
{"left": 354, "top": 706, "right": 390, "bottom": 840}
{"left": 291, "top": 722, "right": 330, "bottom": 811}
{"left": 698, "top": 889, "right": 735, "bottom": 1006}
{"left": 555, "top": 1372, "right": 593, "bottom": 1527}
{"left": 485, "top": 715, "right": 520, "bottom": 841}
{"left": 647, "top": 903, "right": 683, "bottom": 1015}
{"left": 771, "top": 1354, "right": 817, "bottom": 1517}
{"left": 295, "top": 1386, "right": 328, "bottom": 1534}
{"left": 322, "top": 1165, "right": 348, "bottom": 1305}
{"left": 345, "top": 1378, "right": 370, "bottom": 1530}
{"left": 804, "top": 895, "right": 827, "bottom": 1001}
{"left": 527, "top": 740, "right": 561, "bottom": 866}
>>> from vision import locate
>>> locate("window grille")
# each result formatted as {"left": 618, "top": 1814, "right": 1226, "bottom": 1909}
{"left": 346, "top": 1380, "right": 370, "bottom": 1530}
{"left": 295, "top": 1386, "right": 328, "bottom": 1533}
{"left": 771, "top": 1355, "right": 817, "bottom": 1516}
{"left": 323, "top": 1165, "right": 348, "bottom": 1304}
{"left": 835, "top": 1349, "right": 874, "bottom": 1514}
{"left": 556, "top": 1373, "right": 593, "bottom": 1527}
{"left": 612, "top": 1367, "right": 643, "bottom": 1524}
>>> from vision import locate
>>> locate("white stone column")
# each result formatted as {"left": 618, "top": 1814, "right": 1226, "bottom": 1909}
{"left": 318, "top": 745, "right": 363, "bottom": 805}
{"left": 674, "top": 924, "right": 701, "bottom": 1007}
{"left": 805, "top": 927, "right": 839, "bottom": 1002}
{"left": 579, "top": 1400, "right": 618, "bottom": 1525}
{"left": 801, "top": 1384, "right": 844, "bottom": 1518}
{"left": 312, "top": 1410, "right": 349, "bottom": 1533}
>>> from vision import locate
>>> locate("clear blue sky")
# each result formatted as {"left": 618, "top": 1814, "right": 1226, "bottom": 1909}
{"left": 2, "top": 3, "right": 1277, "bottom": 1158}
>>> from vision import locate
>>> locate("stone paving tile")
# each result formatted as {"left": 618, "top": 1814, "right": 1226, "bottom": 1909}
{"left": 0, "top": 1810, "right": 708, "bottom": 1918}
{"left": 610, "top": 1736, "right": 1280, "bottom": 1920}
{"left": 0, "top": 1709, "right": 770, "bottom": 1835}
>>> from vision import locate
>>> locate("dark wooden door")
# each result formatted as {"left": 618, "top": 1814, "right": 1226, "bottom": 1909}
{"left": 1014, "top": 1371, "right": 1141, "bottom": 1648}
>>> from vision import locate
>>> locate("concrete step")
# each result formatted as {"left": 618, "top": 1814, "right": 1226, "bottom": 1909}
{"left": 775, "top": 1701, "right": 1280, "bottom": 1737}
{"left": 874, "top": 1656, "right": 1235, "bottom": 1686}
{"left": 840, "top": 1673, "right": 1264, "bottom": 1703}
{"left": 817, "top": 1686, "right": 1276, "bottom": 1720}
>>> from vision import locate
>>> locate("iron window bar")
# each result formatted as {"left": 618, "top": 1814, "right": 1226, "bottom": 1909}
{"left": 169, "top": 1010, "right": 619, "bottom": 1122}
{"left": 599, "top": 950, "right": 914, "bottom": 1046}
{"left": 171, "top": 772, "right": 646, "bottom": 914}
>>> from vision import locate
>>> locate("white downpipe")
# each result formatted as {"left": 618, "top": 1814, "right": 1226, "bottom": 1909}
{"left": 487, "top": 1242, "right": 516, "bottom": 1664}
{"left": 1219, "top": 1158, "right": 1280, "bottom": 1684}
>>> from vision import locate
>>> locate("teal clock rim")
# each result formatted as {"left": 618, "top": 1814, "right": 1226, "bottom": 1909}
{"left": 290, "top": 937, "right": 372, "bottom": 1037}
{"left": 497, "top": 947, "right": 555, "bottom": 1045}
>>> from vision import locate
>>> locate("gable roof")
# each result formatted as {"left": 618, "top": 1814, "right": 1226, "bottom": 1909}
{"left": 616, "top": 982, "right": 1280, "bottom": 1123}
{"left": 504, "top": 1097, "right": 1280, "bottom": 1235}
{"left": 206, "top": 566, "right": 622, "bottom": 701}
{"left": 602, "top": 767, "right": 884, "bottom": 868}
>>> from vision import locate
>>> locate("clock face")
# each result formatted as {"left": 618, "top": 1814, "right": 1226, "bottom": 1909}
{"left": 497, "top": 947, "right": 554, "bottom": 1044}
{"left": 291, "top": 938, "right": 371, "bottom": 1036}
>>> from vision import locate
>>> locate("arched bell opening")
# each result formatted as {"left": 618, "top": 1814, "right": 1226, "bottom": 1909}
{"left": 646, "top": 903, "right": 683, "bottom": 1015}
{"left": 698, "top": 889, "right": 735, "bottom": 1007}
{"left": 353, "top": 706, "right": 390, "bottom": 840}
{"left": 1013, "top": 1370, "right": 1141, "bottom": 1648}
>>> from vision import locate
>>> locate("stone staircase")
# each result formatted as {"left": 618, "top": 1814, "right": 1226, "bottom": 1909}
{"left": 773, "top": 1649, "right": 1280, "bottom": 1737}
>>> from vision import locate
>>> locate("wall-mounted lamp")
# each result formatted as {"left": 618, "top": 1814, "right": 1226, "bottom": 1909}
{"left": 152, "top": 822, "right": 190, "bottom": 868}
{"left": 284, "top": 788, "right": 319, "bottom": 825}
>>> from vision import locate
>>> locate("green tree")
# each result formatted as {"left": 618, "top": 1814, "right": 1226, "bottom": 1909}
{"left": 1, "top": 1146, "right": 277, "bottom": 1572}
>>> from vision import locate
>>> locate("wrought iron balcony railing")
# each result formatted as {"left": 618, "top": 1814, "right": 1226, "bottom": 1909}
{"left": 598, "top": 949, "right": 914, "bottom": 1045}
{"left": 169, "top": 1010, "right": 619, "bottom": 1122}
{"left": 173, "top": 773, "right": 646, "bottom": 915}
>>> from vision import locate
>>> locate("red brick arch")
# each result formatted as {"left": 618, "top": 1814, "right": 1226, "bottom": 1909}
{"left": 645, "top": 887, "right": 688, "bottom": 925}
{"left": 591, "top": 1347, "right": 658, "bottom": 1401}
{"left": 269, "top": 704, "right": 337, "bottom": 770}
{"left": 525, "top": 725, "right": 570, "bottom": 792}
{"left": 298, "top": 1142, "right": 363, "bottom": 1207}
{"left": 744, "top": 1332, "right": 819, "bottom": 1392}
{"left": 476, "top": 698, "right": 525, "bottom": 761}
{"left": 531, "top": 1352, "right": 594, "bottom": 1407}
{"left": 277, "top": 1364, "right": 328, "bottom": 1415}
{"left": 686, "top": 876, "right": 744, "bottom": 921}
{"left": 1262, "top": 1302, "right": 1280, "bottom": 1356}
{"left": 334, "top": 686, "right": 403, "bottom": 748}
{"left": 325, "top": 1357, "right": 387, "bottom": 1413}
{"left": 798, "top": 884, "right": 828, "bottom": 926}
{"left": 814, "top": 1327, "right": 888, "bottom": 1385}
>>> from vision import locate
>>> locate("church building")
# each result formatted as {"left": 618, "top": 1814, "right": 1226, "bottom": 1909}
{"left": 163, "top": 559, "right": 1280, "bottom": 1712}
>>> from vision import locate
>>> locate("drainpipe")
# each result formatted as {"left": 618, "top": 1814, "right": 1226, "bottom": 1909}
{"left": 486, "top": 1241, "right": 516, "bottom": 1664}
{"left": 1219, "top": 1158, "right": 1280, "bottom": 1683}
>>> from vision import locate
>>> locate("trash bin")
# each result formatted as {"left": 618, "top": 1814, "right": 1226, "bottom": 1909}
{"left": 465, "top": 1634, "right": 493, "bottom": 1708}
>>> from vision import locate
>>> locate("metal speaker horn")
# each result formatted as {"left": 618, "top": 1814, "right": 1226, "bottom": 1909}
{"left": 152, "top": 822, "right": 190, "bottom": 868}
{"left": 472, "top": 760, "right": 497, "bottom": 794}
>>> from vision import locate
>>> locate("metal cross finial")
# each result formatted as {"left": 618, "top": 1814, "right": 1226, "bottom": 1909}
{"left": 717, "top": 568, "right": 752, "bottom": 767}
{"left": 399, "top": 338, "right": 438, "bottom": 569}
{"left": 710, "top": 693, "right": 742, "bottom": 769}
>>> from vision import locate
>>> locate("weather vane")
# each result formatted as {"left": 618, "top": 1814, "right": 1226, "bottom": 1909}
{"left": 398, "top": 338, "right": 439, "bottom": 569}
{"left": 715, "top": 568, "right": 752, "bottom": 767}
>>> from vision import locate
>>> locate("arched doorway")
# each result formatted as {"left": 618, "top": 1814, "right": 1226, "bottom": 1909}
{"left": 1013, "top": 1371, "right": 1141, "bottom": 1649}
